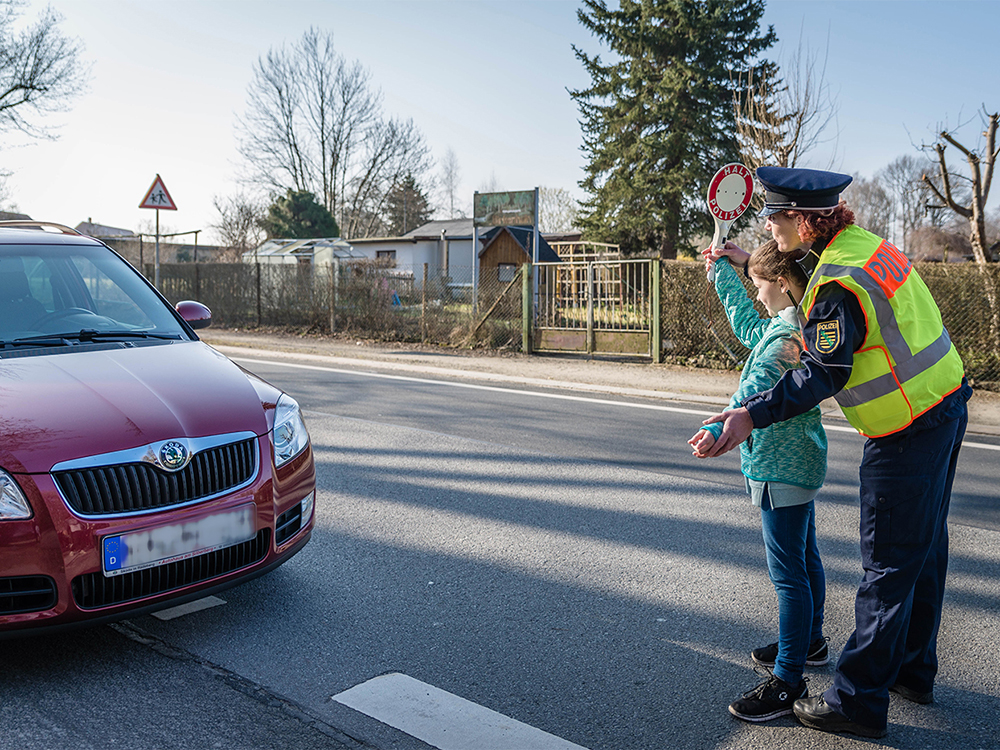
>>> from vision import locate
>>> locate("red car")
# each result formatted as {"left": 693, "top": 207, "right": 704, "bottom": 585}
{"left": 0, "top": 222, "right": 315, "bottom": 637}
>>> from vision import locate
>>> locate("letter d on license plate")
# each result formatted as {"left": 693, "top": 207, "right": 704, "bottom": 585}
{"left": 102, "top": 504, "right": 256, "bottom": 577}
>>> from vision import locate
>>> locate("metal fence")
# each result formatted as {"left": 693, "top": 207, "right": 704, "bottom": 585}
{"left": 535, "top": 259, "right": 651, "bottom": 331}
{"left": 534, "top": 259, "right": 654, "bottom": 355}
{"left": 147, "top": 262, "right": 522, "bottom": 350}
{"left": 146, "top": 259, "right": 1000, "bottom": 391}
{"left": 658, "top": 260, "right": 1000, "bottom": 391}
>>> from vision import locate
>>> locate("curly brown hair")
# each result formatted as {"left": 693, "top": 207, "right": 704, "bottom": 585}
{"left": 791, "top": 202, "right": 856, "bottom": 245}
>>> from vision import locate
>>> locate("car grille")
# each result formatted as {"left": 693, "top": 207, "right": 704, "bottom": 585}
{"left": 53, "top": 437, "right": 258, "bottom": 516}
{"left": 71, "top": 529, "right": 270, "bottom": 609}
{"left": 0, "top": 576, "right": 57, "bottom": 614}
{"left": 275, "top": 502, "right": 303, "bottom": 546}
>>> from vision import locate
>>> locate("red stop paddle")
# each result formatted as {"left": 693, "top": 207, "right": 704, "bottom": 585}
{"left": 706, "top": 163, "right": 753, "bottom": 281}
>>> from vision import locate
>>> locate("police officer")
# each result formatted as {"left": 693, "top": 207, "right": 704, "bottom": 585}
{"left": 703, "top": 166, "right": 971, "bottom": 739}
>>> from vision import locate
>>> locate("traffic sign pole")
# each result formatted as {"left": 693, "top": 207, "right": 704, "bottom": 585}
{"left": 138, "top": 174, "right": 178, "bottom": 290}
{"left": 155, "top": 209, "right": 160, "bottom": 290}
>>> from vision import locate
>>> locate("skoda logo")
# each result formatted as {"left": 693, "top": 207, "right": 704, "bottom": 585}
{"left": 159, "top": 441, "right": 189, "bottom": 471}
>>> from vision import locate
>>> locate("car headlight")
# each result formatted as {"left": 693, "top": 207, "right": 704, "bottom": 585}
{"left": 273, "top": 394, "right": 310, "bottom": 467}
{"left": 0, "top": 470, "right": 32, "bottom": 520}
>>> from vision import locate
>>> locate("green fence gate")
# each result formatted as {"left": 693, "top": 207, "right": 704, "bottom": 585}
{"left": 531, "top": 259, "right": 661, "bottom": 360}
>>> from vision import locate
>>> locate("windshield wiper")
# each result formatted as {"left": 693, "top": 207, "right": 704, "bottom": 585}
{"left": 4, "top": 329, "right": 183, "bottom": 347}
{"left": 0, "top": 336, "right": 74, "bottom": 349}
{"left": 67, "top": 329, "right": 183, "bottom": 342}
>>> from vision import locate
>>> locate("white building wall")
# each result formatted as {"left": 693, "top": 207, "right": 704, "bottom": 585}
{"left": 350, "top": 237, "right": 477, "bottom": 287}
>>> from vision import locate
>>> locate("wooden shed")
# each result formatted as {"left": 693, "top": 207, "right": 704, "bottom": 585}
{"left": 478, "top": 226, "right": 560, "bottom": 290}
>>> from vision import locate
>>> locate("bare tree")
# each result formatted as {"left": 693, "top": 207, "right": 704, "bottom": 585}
{"left": 877, "top": 154, "right": 935, "bottom": 249}
{"left": 236, "top": 28, "right": 431, "bottom": 239}
{"left": 0, "top": 0, "right": 88, "bottom": 139}
{"left": 342, "top": 115, "right": 432, "bottom": 239}
{"left": 921, "top": 108, "right": 998, "bottom": 265}
{"left": 0, "top": 1, "right": 88, "bottom": 201}
{"left": 921, "top": 108, "right": 1000, "bottom": 348}
{"left": 733, "top": 33, "right": 838, "bottom": 172}
{"left": 0, "top": 169, "right": 15, "bottom": 210}
{"left": 478, "top": 172, "right": 500, "bottom": 193}
{"left": 845, "top": 174, "right": 893, "bottom": 239}
{"left": 211, "top": 192, "right": 266, "bottom": 259}
{"left": 438, "top": 147, "right": 463, "bottom": 218}
{"left": 539, "top": 186, "right": 579, "bottom": 233}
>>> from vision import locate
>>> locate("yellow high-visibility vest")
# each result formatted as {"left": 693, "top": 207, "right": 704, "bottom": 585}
{"left": 801, "top": 225, "right": 965, "bottom": 438}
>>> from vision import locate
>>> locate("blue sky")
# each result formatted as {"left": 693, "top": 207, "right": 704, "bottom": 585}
{"left": 4, "top": 0, "right": 998, "bottom": 242}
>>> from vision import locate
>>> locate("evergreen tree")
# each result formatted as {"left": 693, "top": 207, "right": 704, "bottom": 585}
{"left": 261, "top": 189, "right": 340, "bottom": 239}
{"left": 385, "top": 174, "right": 433, "bottom": 235}
{"left": 571, "top": 0, "right": 776, "bottom": 258}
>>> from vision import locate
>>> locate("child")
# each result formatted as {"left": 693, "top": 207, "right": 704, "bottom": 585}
{"left": 689, "top": 240, "right": 828, "bottom": 723}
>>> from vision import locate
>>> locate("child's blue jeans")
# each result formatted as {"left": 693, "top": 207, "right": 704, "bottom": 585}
{"left": 760, "top": 495, "right": 826, "bottom": 685}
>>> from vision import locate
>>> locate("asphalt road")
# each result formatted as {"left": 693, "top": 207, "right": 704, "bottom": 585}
{"left": 4, "top": 347, "right": 999, "bottom": 750}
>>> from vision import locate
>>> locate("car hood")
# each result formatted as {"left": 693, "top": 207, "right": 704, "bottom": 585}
{"left": 0, "top": 341, "right": 270, "bottom": 474}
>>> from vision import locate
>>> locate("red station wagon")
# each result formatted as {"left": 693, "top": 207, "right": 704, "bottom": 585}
{"left": 0, "top": 222, "right": 315, "bottom": 637}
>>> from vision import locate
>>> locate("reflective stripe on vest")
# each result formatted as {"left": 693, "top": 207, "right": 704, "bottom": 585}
{"left": 804, "top": 261, "right": 955, "bottom": 407}
{"left": 801, "top": 225, "right": 964, "bottom": 437}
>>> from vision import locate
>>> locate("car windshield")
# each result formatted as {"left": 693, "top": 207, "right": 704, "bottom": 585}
{"left": 0, "top": 242, "right": 191, "bottom": 345}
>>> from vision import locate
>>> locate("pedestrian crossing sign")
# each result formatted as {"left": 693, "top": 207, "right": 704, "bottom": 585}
{"left": 139, "top": 174, "right": 177, "bottom": 210}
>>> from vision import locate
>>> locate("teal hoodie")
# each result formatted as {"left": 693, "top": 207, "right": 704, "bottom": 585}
{"left": 703, "top": 258, "right": 827, "bottom": 495}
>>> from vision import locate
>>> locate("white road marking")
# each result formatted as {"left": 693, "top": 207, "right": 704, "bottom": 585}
{"left": 150, "top": 595, "right": 226, "bottom": 621}
{"left": 333, "top": 673, "right": 589, "bottom": 750}
{"left": 227, "top": 355, "right": 731, "bottom": 418}
{"left": 213, "top": 345, "right": 733, "bottom": 407}
{"left": 961, "top": 440, "right": 1000, "bottom": 451}
{"left": 228, "top": 354, "right": 999, "bottom": 450}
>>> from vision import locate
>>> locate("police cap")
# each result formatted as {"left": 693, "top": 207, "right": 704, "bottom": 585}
{"left": 756, "top": 166, "right": 853, "bottom": 217}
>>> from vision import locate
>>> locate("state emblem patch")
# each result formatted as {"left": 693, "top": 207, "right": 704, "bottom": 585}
{"left": 815, "top": 320, "right": 841, "bottom": 354}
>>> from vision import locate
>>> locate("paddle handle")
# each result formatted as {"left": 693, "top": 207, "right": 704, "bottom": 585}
{"left": 706, "top": 219, "right": 732, "bottom": 282}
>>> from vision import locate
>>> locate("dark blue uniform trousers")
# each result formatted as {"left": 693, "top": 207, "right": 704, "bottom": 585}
{"left": 825, "top": 388, "right": 969, "bottom": 730}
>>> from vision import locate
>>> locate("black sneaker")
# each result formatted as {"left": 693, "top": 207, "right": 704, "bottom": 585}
{"left": 729, "top": 674, "right": 808, "bottom": 722}
{"left": 752, "top": 636, "right": 829, "bottom": 668}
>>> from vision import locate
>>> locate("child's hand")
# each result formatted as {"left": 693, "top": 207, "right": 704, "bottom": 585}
{"left": 687, "top": 429, "right": 717, "bottom": 459}
{"left": 700, "top": 246, "right": 717, "bottom": 276}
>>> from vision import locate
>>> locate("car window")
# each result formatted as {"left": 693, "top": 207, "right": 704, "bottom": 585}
{"left": 0, "top": 242, "right": 190, "bottom": 340}
{"left": 21, "top": 256, "right": 54, "bottom": 309}
{"left": 69, "top": 255, "right": 156, "bottom": 327}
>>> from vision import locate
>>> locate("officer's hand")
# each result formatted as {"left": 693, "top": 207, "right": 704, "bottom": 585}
{"left": 716, "top": 242, "right": 750, "bottom": 269}
{"left": 701, "top": 407, "right": 753, "bottom": 457}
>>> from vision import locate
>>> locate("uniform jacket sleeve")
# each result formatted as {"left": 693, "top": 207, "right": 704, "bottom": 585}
{"left": 743, "top": 282, "right": 867, "bottom": 428}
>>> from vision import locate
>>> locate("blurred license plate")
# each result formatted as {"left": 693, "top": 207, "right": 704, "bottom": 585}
{"left": 102, "top": 504, "right": 256, "bottom": 577}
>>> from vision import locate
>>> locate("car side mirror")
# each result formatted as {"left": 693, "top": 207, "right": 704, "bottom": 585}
{"left": 175, "top": 300, "right": 212, "bottom": 330}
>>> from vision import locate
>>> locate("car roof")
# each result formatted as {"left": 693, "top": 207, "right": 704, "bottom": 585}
{"left": 0, "top": 223, "right": 105, "bottom": 247}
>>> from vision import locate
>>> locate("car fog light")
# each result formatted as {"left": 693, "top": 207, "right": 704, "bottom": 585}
{"left": 0, "top": 470, "right": 32, "bottom": 520}
{"left": 300, "top": 490, "right": 315, "bottom": 526}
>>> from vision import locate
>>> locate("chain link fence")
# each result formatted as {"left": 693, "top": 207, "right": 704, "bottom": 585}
{"left": 146, "top": 259, "right": 1000, "bottom": 391}
{"left": 917, "top": 263, "right": 1000, "bottom": 391}
{"left": 147, "top": 262, "right": 523, "bottom": 350}
{"left": 658, "top": 260, "right": 1000, "bottom": 391}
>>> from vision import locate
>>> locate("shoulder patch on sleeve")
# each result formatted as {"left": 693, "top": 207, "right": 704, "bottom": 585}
{"left": 815, "top": 320, "right": 841, "bottom": 354}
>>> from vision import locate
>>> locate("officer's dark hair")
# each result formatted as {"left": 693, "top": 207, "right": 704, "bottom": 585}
{"left": 748, "top": 239, "right": 810, "bottom": 290}
{"left": 793, "top": 201, "right": 856, "bottom": 246}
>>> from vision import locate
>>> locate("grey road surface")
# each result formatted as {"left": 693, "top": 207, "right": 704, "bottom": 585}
{"left": 4, "top": 344, "right": 998, "bottom": 750}
{"left": 190, "top": 350, "right": 997, "bottom": 750}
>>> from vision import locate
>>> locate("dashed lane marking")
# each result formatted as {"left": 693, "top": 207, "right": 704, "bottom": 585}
{"left": 333, "top": 672, "right": 589, "bottom": 750}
